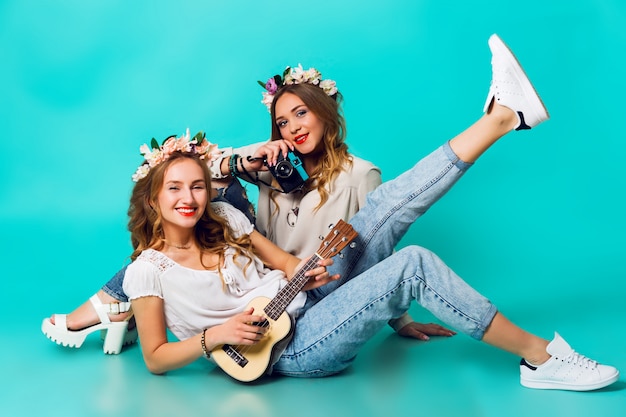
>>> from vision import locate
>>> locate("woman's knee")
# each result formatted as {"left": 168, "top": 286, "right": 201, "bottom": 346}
{"left": 394, "top": 245, "right": 439, "bottom": 263}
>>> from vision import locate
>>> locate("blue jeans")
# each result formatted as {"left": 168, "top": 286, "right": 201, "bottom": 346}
{"left": 101, "top": 178, "right": 256, "bottom": 301}
{"left": 272, "top": 142, "right": 498, "bottom": 377}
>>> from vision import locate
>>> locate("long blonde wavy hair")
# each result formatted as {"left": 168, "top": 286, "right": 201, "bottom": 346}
{"left": 269, "top": 83, "right": 351, "bottom": 210}
{"left": 127, "top": 152, "right": 253, "bottom": 274}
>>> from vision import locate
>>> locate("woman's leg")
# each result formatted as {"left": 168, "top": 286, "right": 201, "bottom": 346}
{"left": 310, "top": 142, "right": 471, "bottom": 300}
{"left": 310, "top": 34, "right": 548, "bottom": 299}
{"left": 482, "top": 312, "right": 549, "bottom": 364}
{"left": 448, "top": 102, "right": 517, "bottom": 163}
{"left": 274, "top": 246, "right": 496, "bottom": 377}
{"left": 48, "top": 267, "right": 131, "bottom": 329}
{"left": 448, "top": 33, "right": 551, "bottom": 163}
{"left": 276, "top": 246, "right": 619, "bottom": 391}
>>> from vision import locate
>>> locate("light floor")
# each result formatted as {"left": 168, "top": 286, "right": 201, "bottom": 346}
{"left": 6, "top": 299, "right": 626, "bottom": 416}
{"left": 2, "top": 220, "right": 624, "bottom": 417}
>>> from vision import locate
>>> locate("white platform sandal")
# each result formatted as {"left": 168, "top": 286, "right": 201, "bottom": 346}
{"left": 41, "top": 294, "right": 137, "bottom": 354}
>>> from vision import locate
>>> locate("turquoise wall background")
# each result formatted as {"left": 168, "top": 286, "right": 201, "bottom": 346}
{"left": 2, "top": 0, "right": 624, "bottom": 311}
{"left": 1, "top": 1, "right": 625, "bottom": 416}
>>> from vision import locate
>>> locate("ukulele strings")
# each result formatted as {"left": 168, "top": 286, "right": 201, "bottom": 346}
{"left": 231, "top": 255, "right": 322, "bottom": 358}
{"left": 222, "top": 225, "right": 354, "bottom": 372}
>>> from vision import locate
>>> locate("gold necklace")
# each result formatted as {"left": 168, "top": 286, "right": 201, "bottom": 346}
{"left": 165, "top": 240, "right": 192, "bottom": 250}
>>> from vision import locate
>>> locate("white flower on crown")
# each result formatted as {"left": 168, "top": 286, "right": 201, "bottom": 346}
{"left": 261, "top": 91, "right": 274, "bottom": 109}
{"left": 132, "top": 165, "right": 151, "bottom": 182}
{"left": 319, "top": 79, "right": 338, "bottom": 97}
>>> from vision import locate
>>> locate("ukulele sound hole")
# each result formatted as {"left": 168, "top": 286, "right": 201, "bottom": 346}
{"left": 250, "top": 318, "right": 269, "bottom": 327}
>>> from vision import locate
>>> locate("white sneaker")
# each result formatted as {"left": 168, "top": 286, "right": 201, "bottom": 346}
{"left": 520, "top": 332, "right": 619, "bottom": 391}
{"left": 483, "top": 34, "right": 549, "bottom": 130}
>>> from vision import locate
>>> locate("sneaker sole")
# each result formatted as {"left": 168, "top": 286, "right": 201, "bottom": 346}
{"left": 489, "top": 34, "right": 549, "bottom": 126}
{"left": 521, "top": 371, "right": 619, "bottom": 391}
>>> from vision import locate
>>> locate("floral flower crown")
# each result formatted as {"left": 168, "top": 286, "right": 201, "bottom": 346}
{"left": 258, "top": 64, "right": 338, "bottom": 111}
{"left": 132, "top": 128, "right": 220, "bottom": 182}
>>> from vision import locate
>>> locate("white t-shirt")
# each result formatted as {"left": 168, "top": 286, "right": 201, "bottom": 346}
{"left": 123, "top": 202, "right": 307, "bottom": 341}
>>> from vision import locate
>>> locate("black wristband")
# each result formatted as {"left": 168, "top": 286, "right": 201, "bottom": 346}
{"left": 238, "top": 156, "right": 253, "bottom": 180}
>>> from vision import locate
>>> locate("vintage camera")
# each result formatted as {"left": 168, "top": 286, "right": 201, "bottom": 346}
{"left": 265, "top": 150, "right": 309, "bottom": 193}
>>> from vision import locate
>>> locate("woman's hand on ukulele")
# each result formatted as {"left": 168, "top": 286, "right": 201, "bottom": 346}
{"left": 300, "top": 257, "right": 340, "bottom": 291}
{"left": 212, "top": 308, "right": 268, "bottom": 346}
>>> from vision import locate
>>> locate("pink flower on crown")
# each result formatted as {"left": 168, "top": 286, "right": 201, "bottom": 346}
{"left": 132, "top": 128, "right": 220, "bottom": 182}
{"left": 160, "top": 137, "right": 178, "bottom": 157}
{"left": 195, "top": 140, "right": 221, "bottom": 162}
{"left": 265, "top": 78, "right": 278, "bottom": 94}
{"left": 141, "top": 143, "right": 165, "bottom": 168}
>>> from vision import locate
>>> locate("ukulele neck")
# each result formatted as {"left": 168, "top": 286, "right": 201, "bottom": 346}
{"left": 263, "top": 254, "right": 321, "bottom": 320}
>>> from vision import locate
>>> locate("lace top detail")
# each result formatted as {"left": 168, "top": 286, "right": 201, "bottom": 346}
{"left": 136, "top": 249, "right": 176, "bottom": 273}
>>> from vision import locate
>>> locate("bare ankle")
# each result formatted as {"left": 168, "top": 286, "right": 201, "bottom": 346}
{"left": 487, "top": 102, "right": 518, "bottom": 131}
{"left": 94, "top": 292, "right": 131, "bottom": 323}
{"left": 524, "top": 340, "right": 551, "bottom": 365}
{"left": 51, "top": 292, "right": 130, "bottom": 330}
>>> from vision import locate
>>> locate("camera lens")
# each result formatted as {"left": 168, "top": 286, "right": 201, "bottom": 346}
{"left": 275, "top": 160, "right": 293, "bottom": 178}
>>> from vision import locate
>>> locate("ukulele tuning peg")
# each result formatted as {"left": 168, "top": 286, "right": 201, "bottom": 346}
{"left": 328, "top": 223, "right": 334, "bottom": 229}
{"left": 349, "top": 242, "right": 357, "bottom": 249}
{"left": 319, "top": 235, "right": 324, "bottom": 240}
{"left": 338, "top": 252, "right": 345, "bottom": 259}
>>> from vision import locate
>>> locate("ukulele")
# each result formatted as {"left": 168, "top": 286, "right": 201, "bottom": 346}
{"left": 211, "top": 219, "right": 358, "bottom": 382}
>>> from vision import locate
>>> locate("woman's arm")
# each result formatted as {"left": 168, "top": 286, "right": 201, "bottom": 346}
{"left": 209, "top": 142, "right": 266, "bottom": 179}
{"left": 249, "top": 230, "right": 300, "bottom": 277}
{"left": 249, "top": 230, "right": 338, "bottom": 290}
{"left": 131, "top": 296, "right": 205, "bottom": 374}
{"left": 132, "top": 296, "right": 271, "bottom": 375}
{"left": 210, "top": 140, "right": 296, "bottom": 181}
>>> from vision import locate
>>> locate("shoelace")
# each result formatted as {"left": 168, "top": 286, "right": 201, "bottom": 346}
{"left": 561, "top": 351, "right": 598, "bottom": 369}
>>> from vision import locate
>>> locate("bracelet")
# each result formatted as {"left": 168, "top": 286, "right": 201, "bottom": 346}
{"left": 228, "top": 154, "right": 240, "bottom": 177}
{"left": 200, "top": 328, "right": 210, "bottom": 359}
